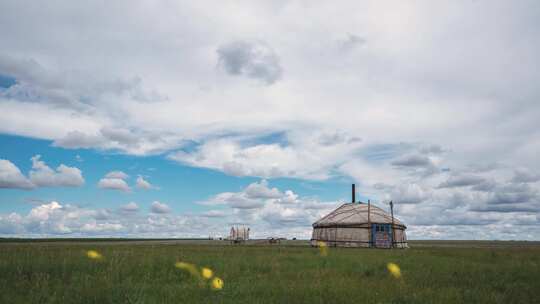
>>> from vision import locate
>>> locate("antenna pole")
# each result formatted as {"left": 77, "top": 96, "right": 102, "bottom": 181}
{"left": 390, "top": 201, "right": 395, "bottom": 248}
{"left": 368, "top": 199, "right": 371, "bottom": 248}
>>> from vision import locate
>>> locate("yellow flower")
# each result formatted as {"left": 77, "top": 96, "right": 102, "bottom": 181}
{"left": 86, "top": 250, "right": 102, "bottom": 260}
{"left": 175, "top": 262, "right": 190, "bottom": 269}
{"left": 317, "top": 241, "right": 328, "bottom": 257}
{"left": 387, "top": 262, "right": 401, "bottom": 279}
{"left": 201, "top": 267, "right": 213, "bottom": 279}
{"left": 175, "top": 262, "right": 201, "bottom": 279}
{"left": 211, "top": 277, "right": 224, "bottom": 290}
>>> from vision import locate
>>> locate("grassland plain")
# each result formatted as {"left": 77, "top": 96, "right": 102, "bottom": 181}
{"left": 0, "top": 240, "right": 539, "bottom": 304}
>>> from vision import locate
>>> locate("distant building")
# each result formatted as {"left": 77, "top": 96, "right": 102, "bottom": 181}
{"left": 311, "top": 184, "right": 408, "bottom": 248}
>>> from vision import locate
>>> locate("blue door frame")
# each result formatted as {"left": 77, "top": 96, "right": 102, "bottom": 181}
{"left": 371, "top": 224, "right": 393, "bottom": 248}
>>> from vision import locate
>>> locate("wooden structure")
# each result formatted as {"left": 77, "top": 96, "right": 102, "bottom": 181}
{"left": 229, "top": 226, "right": 250, "bottom": 244}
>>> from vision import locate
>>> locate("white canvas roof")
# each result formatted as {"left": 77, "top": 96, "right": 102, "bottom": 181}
{"left": 313, "top": 203, "right": 405, "bottom": 228}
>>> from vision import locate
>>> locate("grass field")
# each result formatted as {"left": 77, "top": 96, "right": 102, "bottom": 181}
{"left": 0, "top": 240, "right": 539, "bottom": 303}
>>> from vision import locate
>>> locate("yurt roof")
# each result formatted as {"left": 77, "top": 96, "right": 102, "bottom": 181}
{"left": 313, "top": 203, "right": 406, "bottom": 228}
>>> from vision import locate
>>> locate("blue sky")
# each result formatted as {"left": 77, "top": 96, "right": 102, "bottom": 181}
{"left": 0, "top": 1, "right": 539, "bottom": 239}
{"left": 0, "top": 133, "right": 355, "bottom": 210}
{"left": 0, "top": 134, "right": 356, "bottom": 238}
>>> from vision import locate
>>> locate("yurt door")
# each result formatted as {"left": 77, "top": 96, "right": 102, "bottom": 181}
{"left": 372, "top": 224, "right": 392, "bottom": 248}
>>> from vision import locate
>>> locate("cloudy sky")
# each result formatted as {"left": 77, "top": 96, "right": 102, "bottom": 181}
{"left": 1, "top": 1, "right": 539, "bottom": 240}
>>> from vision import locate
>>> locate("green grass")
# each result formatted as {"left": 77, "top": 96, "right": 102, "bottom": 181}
{"left": 0, "top": 241, "right": 539, "bottom": 303}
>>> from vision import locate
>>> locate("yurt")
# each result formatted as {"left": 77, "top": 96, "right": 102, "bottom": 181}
{"left": 311, "top": 184, "right": 408, "bottom": 248}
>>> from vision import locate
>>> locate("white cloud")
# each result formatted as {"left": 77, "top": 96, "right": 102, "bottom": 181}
{"left": 0, "top": 156, "right": 83, "bottom": 189}
{"left": 0, "top": 180, "right": 538, "bottom": 239}
{"left": 338, "top": 34, "right": 366, "bottom": 51}
{"left": 201, "top": 180, "right": 340, "bottom": 232}
{"left": 512, "top": 168, "right": 540, "bottom": 183}
{"left": 169, "top": 130, "right": 364, "bottom": 180}
{"left": 52, "top": 128, "right": 184, "bottom": 156}
{"left": 80, "top": 222, "right": 123, "bottom": 233}
{"left": 391, "top": 154, "right": 434, "bottom": 168}
{"left": 385, "top": 183, "right": 431, "bottom": 204}
{"left": 0, "top": 200, "right": 215, "bottom": 238}
{"left": 105, "top": 171, "right": 129, "bottom": 180}
{"left": 53, "top": 131, "right": 104, "bottom": 149}
{"left": 97, "top": 170, "right": 131, "bottom": 192}
{"left": 21, "top": 201, "right": 99, "bottom": 235}
{"left": 0, "top": 2, "right": 539, "bottom": 239}
{"left": 212, "top": 192, "right": 265, "bottom": 210}
{"left": 136, "top": 175, "right": 156, "bottom": 190}
{"left": 0, "top": 2, "right": 537, "bottom": 166}
{"left": 201, "top": 210, "right": 227, "bottom": 218}
{"left": 28, "top": 201, "right": 63, "bottom": 221}
{"left": 120, "top": 202, "right": 139, "bottom": 212}
{"left": 217, "top": 40, "right": 282, "bottom": 84}
{"left": 0, "top": 159, "right": 33, "bottom": 189}
{"left": 278, "top": 190, "right": 298, "bottom": 204}
{"left": 98, "top": 178, "right": 131, "bottom": 192}
{"left": 438, "top": 174, "right": 486, "bottom": 188}
{"left": 244, "top": 179, "right": 281, "bottom": 199}
{"left": 150, "top": 201, "right": 171, "bottom": 214}
{"left": 97, "top": 172, "right": 157, "bottom": 192}
{"left": 29, "top": 155, "right": 84, "bottom": 187}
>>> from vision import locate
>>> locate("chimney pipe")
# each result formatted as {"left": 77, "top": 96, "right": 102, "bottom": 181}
{"left": 352, "top": 184, "right": 356, "bottom": 203}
